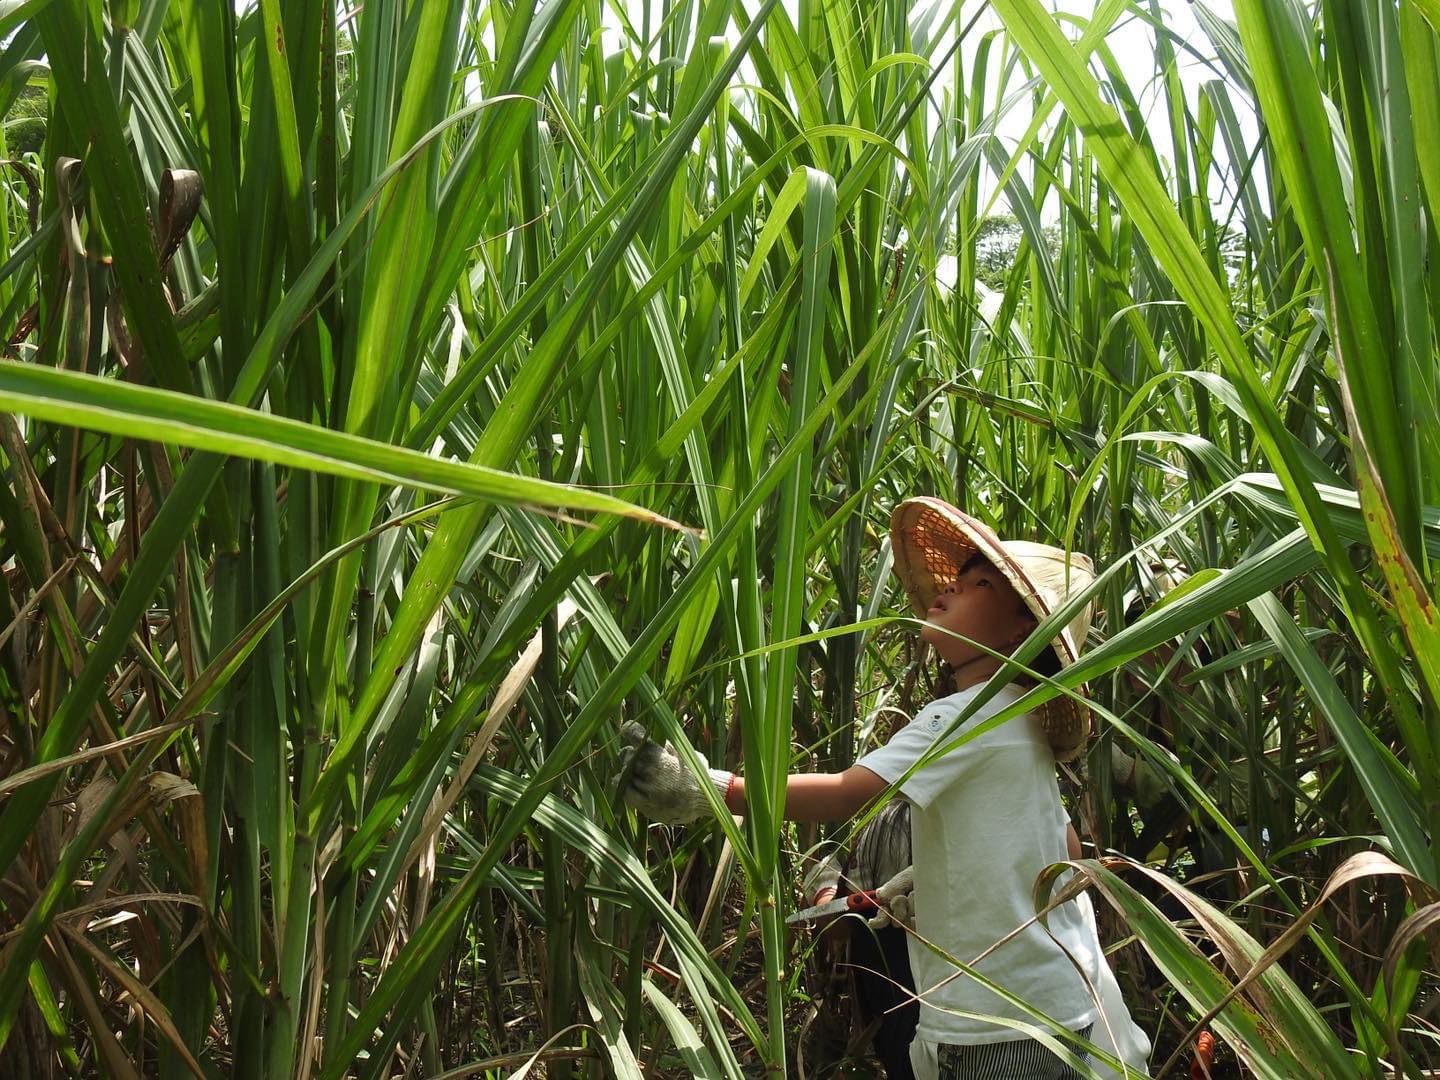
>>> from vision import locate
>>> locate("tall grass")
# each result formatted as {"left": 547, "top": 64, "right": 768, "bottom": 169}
{"left": 0, "top": 0, "right": 1437, "bottom": 1075}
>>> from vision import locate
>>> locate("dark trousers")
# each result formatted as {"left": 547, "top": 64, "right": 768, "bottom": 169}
{"left": 849, "top": 921, "right": 918, "bottom": 1080}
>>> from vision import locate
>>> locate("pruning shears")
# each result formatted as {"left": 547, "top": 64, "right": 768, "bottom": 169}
{"left": 786, "top": 889, "right": 880, "bottom": 925}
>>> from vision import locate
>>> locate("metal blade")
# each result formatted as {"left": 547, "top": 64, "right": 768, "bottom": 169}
{"left": 785, "top": 895, "right": 853, "bottom": 924}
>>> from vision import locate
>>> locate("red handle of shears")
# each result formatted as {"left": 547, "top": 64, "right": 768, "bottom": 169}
{"left": 1189, "top": 1031, "right": 1216, "bottom": 1080}
{"left": 844, "top": 890, "right": 880, "bottom": 913}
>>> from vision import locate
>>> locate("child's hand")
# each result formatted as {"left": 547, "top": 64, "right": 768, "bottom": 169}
{"left": 617, "top": 722, "right": 733, "bottom": 824}
{"left": 802, "top": 850, "right": 844, "bottom": 906}
{"left": 866, "top": 865, "right": 915, "bottom": 929}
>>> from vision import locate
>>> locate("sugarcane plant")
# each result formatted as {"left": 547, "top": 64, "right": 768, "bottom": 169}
{"left": 0, "top": 0, "right": 1438, "bottom": 1076}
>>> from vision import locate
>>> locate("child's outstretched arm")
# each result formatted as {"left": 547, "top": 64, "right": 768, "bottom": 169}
{"left": 618, "top": 723, "right": 888, "bottom": 824}
{"left": 724, "top": 767, "right": 887, "bottom": 822}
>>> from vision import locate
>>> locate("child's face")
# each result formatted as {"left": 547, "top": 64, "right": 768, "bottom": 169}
{"left": 920, "top": 557, "right": 1036, "bottom": 668}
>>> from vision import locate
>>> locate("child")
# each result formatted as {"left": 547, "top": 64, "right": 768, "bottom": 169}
{"left": 621, "top": 497, "right": 1118, "bottom": 1079}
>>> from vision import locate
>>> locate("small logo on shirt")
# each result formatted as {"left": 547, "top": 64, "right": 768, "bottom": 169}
{"left": 927, "top": 715, "right": 941, "bottom": 731}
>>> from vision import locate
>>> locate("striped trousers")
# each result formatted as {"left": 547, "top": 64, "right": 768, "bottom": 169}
{"left": 934, "top": 1025, "right": 1094, "bottom": 1079}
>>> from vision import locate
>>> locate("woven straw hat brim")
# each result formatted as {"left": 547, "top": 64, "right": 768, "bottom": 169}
{"left": 890, "top": 497, "right": 1094, "bottom": 762}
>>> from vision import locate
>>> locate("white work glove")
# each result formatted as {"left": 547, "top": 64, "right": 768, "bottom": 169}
{"left": 867, "top": 864, "right": 915, "bottom": 929}
{"left": 617, "top": 721, "right": 733, "bottom": 825}
{"left": 803, "top": 850, "right": 844, "bottom": 907}
{"left": 1110, "top": 743, "right": 1166, "bottom": 807}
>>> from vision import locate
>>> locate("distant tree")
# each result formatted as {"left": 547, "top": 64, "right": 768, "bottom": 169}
{"left": 959, "top": 214, "right": 1063, "bottom": 290}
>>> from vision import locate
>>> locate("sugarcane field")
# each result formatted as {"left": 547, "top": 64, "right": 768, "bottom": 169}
{"left": 3, "top": 0, "right": 1440, "bottom": 1075}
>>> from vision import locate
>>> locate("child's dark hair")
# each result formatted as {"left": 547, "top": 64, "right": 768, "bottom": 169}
{"left": 850, "top": 799, "right": 912, "bottom": 886}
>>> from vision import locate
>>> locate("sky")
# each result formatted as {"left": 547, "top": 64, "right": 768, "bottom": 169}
{"left": 598, "top": 0, "right": 1260, "bottom": 222}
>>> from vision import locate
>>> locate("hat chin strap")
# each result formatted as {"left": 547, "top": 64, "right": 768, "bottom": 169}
{"left": 947, "top": 651, "right": 1003, "bottom": 689}
{"left": 945, "top": 631, "right": 1027, "bottom": 689}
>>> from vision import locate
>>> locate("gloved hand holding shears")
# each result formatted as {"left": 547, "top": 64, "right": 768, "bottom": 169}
{"left": 788, "top": 863, "right": 915, "bottom": 929}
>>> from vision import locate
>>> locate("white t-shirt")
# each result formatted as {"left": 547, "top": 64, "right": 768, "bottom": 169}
{"left": 856, "top": 683, "right": 1104, "bottom": 1046}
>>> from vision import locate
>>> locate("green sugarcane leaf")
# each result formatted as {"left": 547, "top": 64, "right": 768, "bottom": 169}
{"left": 1048, "top": 861, "right": 1346, "bottom": 1078}
{"left": 0, "top": 361, "right": 688, "bottom": 531}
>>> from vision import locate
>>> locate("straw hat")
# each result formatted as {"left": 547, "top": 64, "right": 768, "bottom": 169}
{"left": 1122, "top": 559, "right": 1189, "bottom": 623}
{"left": 890, "top": 497, "right": 1096, "bottom": 761}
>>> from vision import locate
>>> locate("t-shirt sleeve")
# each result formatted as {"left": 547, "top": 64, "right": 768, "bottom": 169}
{"left": 855, "top": 701, "right": 984, "bottom": 810}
